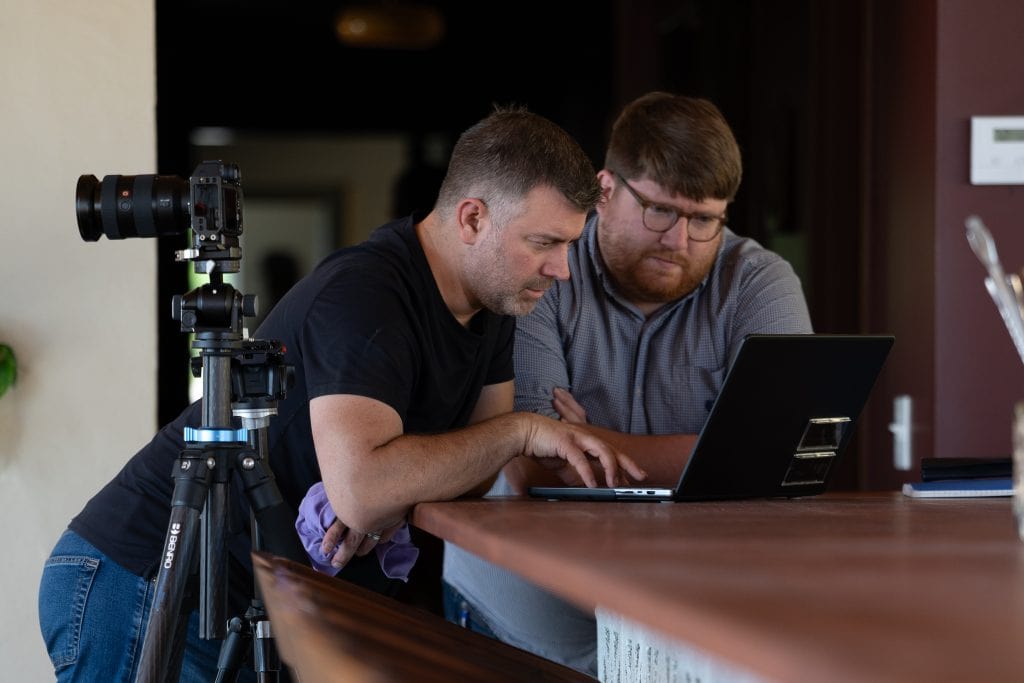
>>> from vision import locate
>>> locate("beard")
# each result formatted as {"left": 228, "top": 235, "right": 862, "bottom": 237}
{"left": 598, "top": 218, "right": 716, "bottom": 308}
{"left": 463, "top": 231, "right": 552, "bottom": 317}
{"left": 475, "top": 277, "right": 552, "bottom": 316}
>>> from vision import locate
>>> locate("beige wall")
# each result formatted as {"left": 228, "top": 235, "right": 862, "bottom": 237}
{"left": 0, "top": 8, "right": 414, "bottom": 678}
{"left": 0, "top": 2, "right": 158, "bottom": 678}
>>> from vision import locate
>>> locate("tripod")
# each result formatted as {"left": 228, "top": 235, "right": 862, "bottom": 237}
{"left": 135, "top": 275, "right": 306, "bottom": 682}
{"left": 75, "top": 160, "right": 310, "bottom": 681}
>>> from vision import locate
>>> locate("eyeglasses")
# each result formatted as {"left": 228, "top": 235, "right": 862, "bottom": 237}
{"left": 611, "top": 170, "right": 726, "bottom": 242}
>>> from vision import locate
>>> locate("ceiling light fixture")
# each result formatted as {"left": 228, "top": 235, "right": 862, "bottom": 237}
{"left": 335, "top": 2, "right": 445, "bottom": 50}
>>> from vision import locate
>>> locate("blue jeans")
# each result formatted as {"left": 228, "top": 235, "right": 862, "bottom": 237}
{"left": 442, "top": 580, "right": 499, "bottom": 640}
{"left": 38, "top": 529, "right": 256, "bottom": 682}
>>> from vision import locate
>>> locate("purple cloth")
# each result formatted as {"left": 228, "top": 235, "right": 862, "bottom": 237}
{"left": 295, "top": 481, "right": 419, "bottom": 581}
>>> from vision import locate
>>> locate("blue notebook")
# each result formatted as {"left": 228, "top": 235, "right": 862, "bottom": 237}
{"left": 901, "top": 477, "right": 1012, "bottom": 498}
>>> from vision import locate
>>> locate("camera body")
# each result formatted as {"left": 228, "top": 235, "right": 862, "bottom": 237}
{"left": 76, "top": 160, "right": 244, "bottom": 273}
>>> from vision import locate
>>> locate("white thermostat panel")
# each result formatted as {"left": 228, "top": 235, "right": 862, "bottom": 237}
{"left": 971, "top": 116, "right": 1024, "bottom": 185}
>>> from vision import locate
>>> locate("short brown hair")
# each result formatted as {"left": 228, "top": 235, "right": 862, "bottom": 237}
{"left": 436, "top": 105, "right": 601, "bottom": 221}
{"left": 605, "top": 92, "right": 742, "bottom": 202}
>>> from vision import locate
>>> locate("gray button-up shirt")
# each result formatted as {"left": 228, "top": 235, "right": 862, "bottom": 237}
{"left": 514, "top": 213, "right": 813, "bottom": 436}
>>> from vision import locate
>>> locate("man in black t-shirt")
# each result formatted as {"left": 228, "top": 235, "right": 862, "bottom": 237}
{"left": 38, "top": 107, "right": 646, "bottom": 682}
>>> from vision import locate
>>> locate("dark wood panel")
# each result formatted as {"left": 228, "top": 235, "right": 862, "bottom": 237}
{"left": 252, "top": 551, "right": 595, "bottom": 682}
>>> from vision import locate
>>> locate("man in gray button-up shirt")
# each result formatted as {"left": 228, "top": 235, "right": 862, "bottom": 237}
{"left": 443, "top": 92, "right": 812, "bottom": 674}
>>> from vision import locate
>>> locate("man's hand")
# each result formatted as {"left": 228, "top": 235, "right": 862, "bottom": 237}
{"left": 321, "top": 518, "right": 405, "bottom": 570}
{"left": 552, "top": 386, "right": 588, "bottom": 424}
{"left": 522, "top": 413, "right": 646, "bottom": 488}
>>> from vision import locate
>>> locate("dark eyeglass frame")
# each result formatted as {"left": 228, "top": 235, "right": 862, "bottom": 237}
{"left": 610, "top": 170, "right": 727, "bottom": 242}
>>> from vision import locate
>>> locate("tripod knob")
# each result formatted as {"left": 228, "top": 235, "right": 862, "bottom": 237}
{"left": 242, "top": 294, "right": 258, "bottom": 319}
{"left": 171, "top": 294, "right": 198, "bottom": 328}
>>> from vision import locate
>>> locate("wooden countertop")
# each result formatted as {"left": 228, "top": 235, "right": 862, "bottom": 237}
{"left": 413, "top": 492, "right": 1024, "bottom": 683}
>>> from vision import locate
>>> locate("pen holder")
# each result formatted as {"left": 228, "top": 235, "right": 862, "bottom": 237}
{"left": 1013, "top": 403, "right": 1024, "bottom": 540}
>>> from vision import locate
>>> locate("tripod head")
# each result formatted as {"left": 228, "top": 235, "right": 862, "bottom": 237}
{"left": 77, "top": 159, "right": 252, "bottom": 344}
{"left": 75, "top": 156, "right": 296, "bottom": 436}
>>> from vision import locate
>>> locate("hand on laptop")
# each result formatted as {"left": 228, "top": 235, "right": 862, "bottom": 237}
{"left": 550, "top": 387, "right": 652, "bottom": 486}
{"left": 522, "top": 413, "right": 646, "bottom": 488}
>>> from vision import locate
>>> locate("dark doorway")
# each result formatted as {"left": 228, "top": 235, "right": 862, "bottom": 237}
{"left": 155, "top": 0, "right": 867, "bottom": 471}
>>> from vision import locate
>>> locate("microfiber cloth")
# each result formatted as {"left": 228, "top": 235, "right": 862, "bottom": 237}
{"left": 295, "top": 481, "right": 419, "bottom": 581}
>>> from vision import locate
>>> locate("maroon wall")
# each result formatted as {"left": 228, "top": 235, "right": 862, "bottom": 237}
{"left": 865, "top": 0, "right": 1024, "bottom": 488}
{"left": 934, "top": 0, "right": 1024, "bottom": 459}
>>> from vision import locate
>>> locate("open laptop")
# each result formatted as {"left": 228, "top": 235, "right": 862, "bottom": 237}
{"left": 529, "top": 333, "right": 894, "bottom": 502}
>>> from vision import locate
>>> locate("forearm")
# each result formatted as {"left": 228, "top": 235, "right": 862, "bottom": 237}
{"left": 325, "top": 412, "right": 534, "bottom": 531}
{"left": 314, "top": 391, "right": 643, "bottom": 532}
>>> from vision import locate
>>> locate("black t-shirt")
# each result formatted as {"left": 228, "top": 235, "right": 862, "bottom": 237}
{"left": 69, "top": 216, "right": 514, "bottom": 593}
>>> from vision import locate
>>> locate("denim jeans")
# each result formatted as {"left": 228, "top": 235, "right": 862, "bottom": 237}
{"left": 39, "top": 529, "right": 256, "bottom": 682}
{"left": 441, "top": 580, "right": 499, "bottom": 640}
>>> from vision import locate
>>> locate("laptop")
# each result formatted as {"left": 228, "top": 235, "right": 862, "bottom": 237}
{"left": 528, "top": 333, "right": 894, "bottom": 502}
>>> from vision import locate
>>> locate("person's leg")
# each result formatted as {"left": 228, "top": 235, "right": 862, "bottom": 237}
{"left": 179, "top": 608, "right": 258, "bottom": 683}
{"left": 39, "top": 529, "right": 154, "bottom": 682}
{"left": 39, "top": 528, "right": 258, "bottom": 682}
{"left": 441, "top": 580, "right": 499, "bottom": 639}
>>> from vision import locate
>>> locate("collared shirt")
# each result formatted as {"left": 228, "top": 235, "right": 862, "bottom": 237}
{"left": 513, "top": 212, "right": 813, "bottom": 436}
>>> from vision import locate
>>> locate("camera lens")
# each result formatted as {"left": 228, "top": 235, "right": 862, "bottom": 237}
{"left": 75, "top": 173, "right": 190, "bottom": 241}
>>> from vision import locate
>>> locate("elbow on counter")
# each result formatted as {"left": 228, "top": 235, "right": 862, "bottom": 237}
{"left": 324, "top": 478, "right": 409, "bottom": 534}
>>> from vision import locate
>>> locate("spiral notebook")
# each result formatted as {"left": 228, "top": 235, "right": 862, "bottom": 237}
{"left": 529, "top": 333, "right": 894, "bottom": 502}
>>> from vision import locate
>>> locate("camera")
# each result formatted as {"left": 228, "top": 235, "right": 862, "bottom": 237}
{"left": 76, "top": 160, "right": 244, "bottom": 272}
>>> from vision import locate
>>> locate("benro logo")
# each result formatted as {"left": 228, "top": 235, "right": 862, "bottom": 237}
{"left": 163, "top": 523, "right": 182, "bottom": 569}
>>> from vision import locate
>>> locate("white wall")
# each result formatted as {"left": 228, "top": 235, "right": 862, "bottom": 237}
{"left": 0, "top": 2, "right": 157, "bottom": 678}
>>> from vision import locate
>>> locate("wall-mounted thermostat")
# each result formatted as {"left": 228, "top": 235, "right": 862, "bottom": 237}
{"left": 971, "top": 116, "right": 1024, "bottom": 185}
